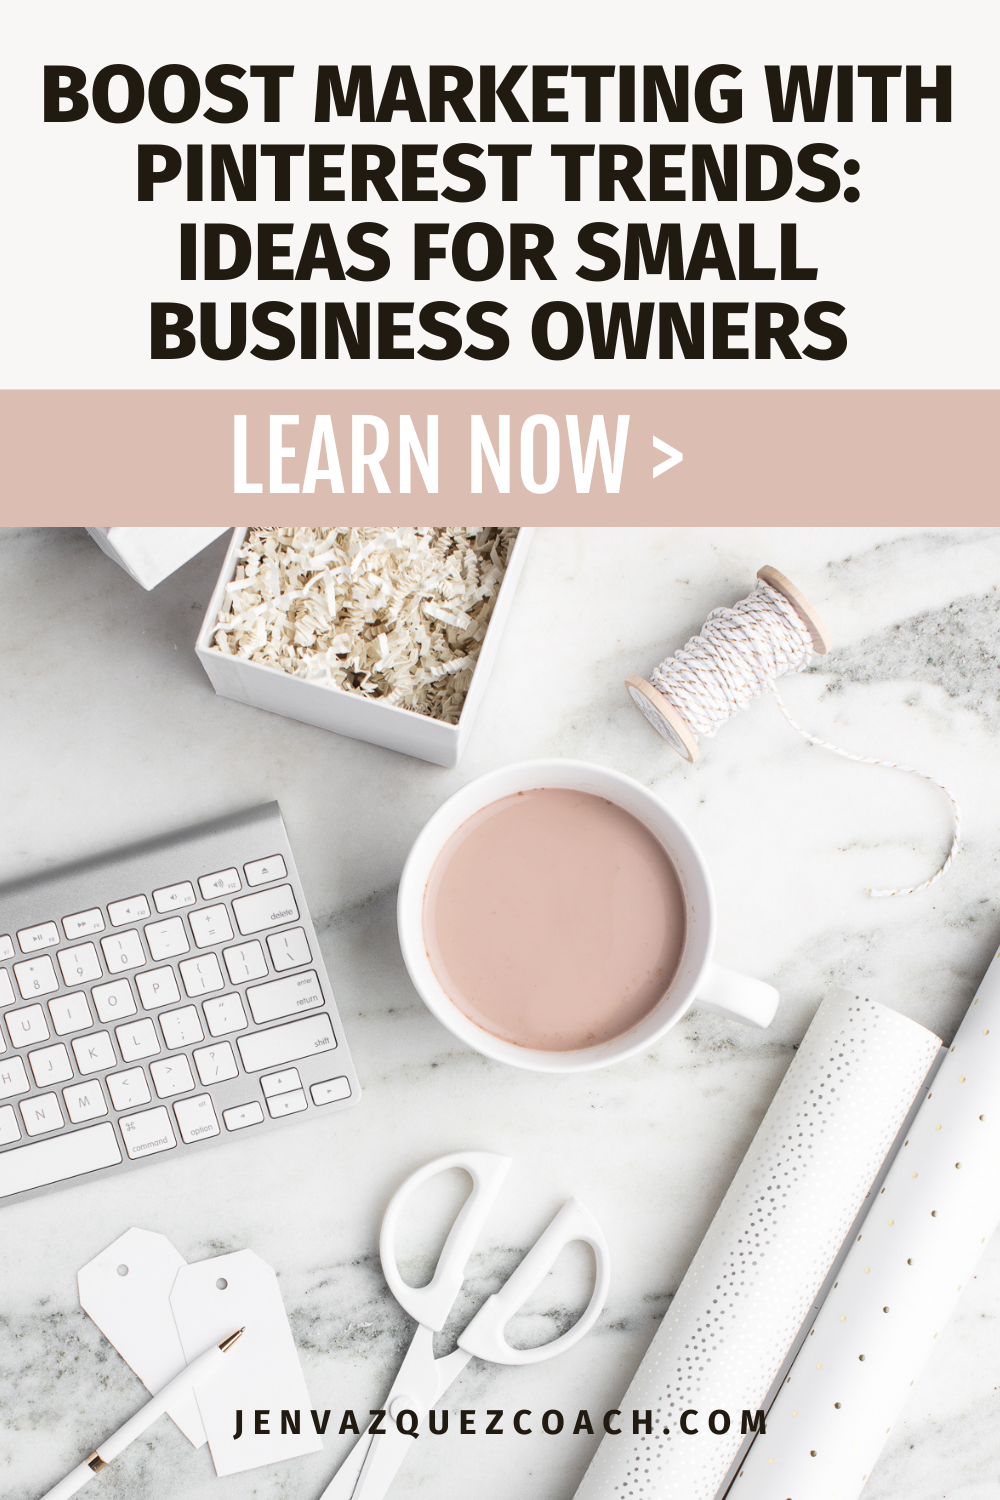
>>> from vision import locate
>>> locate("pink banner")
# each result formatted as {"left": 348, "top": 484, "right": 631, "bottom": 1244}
{"left": 1, "top": 390, "right": 993, "bottom": 525}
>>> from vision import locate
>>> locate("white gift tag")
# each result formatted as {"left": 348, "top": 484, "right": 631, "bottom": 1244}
{"left": 78, "top": 1227, "right": 207, "bottom": 1448}
{"left": 169, "top": 1248, "right": 322, "bottom": 1476}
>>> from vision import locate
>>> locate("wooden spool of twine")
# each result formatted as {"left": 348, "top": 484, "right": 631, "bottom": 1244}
{"left": 626, "top": 567, "right": 832, "bottom": 762}
{"left": 624, "top": 566, "right": 960, "bottom": 899}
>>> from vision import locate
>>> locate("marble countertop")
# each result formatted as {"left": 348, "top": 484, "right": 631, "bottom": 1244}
{"left": 1, "top": 525, "right": 998, "bottom": 1500}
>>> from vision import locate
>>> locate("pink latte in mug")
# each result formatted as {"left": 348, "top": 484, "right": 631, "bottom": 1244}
{"left": 422, "top": 787, "right": 686, "bottom": 1051}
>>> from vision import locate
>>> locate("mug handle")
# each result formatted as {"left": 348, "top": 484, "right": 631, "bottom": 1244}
{"left": 695, "top": 961, "right": 779, "bottom": 1028}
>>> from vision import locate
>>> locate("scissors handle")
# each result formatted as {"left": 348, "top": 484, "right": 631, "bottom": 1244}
{"left": 380, "top": 1151, "right": 512, "bottom": 1332}
{"left": 458, "top": 1196, "right": 611, "bottom": 1366}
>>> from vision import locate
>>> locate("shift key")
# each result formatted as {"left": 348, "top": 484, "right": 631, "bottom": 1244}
{"left": 247, "top": 970, "right": 324, "bottom": 1025}
{"left": 238, "top": 1014, "right": 336, "bottom": 1072}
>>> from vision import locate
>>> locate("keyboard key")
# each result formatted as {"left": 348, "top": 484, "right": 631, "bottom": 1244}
{"left": 120, "top": 1105, "right": 176, "bottom": 1159}
{"left": 238, "top": 1013, "right": 336, "bottom": 1072}
{"left": 108, "top": 895, "right": 150, "bottom": 927}
{"left": 179, "top": 954, "right": 224, "bottom": 998}
{"left": 193, "top": 1042, "right": 239, "bottom": 1085}
{"left": 199, "top": 868, "right": 242, "bottom": 899}
{"left": 57, "top": 942, "right": 103, "bottom": 986}
{"left": 73, "top": 1032, "right": 116, "bottom": 1073}
{"left": 20, "top": 1092, "right": 64, "bottom": 1136}
{"left": 247, "top": 970, "right": 324, "bottom": 1025}
{"left": 174, "top": 1093, "right": 220, "bottom": 1143}
{"left": 190, "top": 905, "right": 234, "bottom": 948}
{"left": 267, "top": 928, "right": 312, "bottom": 972}
{"left": 6, "top": 1004, "right": 50, "bottom": 1048}
{"left": 261, "top": 1068, "right": 301, "bottom": 1098}
{"left": 0, "top": 1058, "right": 31, "bottom": 1098}
{"left": 312, "top": 1076, "right": 352, "bottom": 1106}
{"left": 0, "top": 936, "right": 13, "bottom": 960}
{"left": 106, "top": 1067, "right": 150, "bottom": 1111}
{"left": 159, "top": 1006, "right": 204, "bottom": 1049}
{"left": 17, "top": 922, "right": 60, "bottom": 953}
{"left": 244, "top": 855, "right": 287, "bottom": 887}
{"left": 92, "top": 979, "right": 137, "bottom": 1023}
{"left": 267, "top": 1088, "right": 307, "bottom": 1119}
{"left": 116, "top": 1018, "right": 160, "bottom": 1061}
{"left": 0, "top": 1104, "right": 20, "bottom": 1144}
{"left": 223, "top": 941, "right": 268, "bottom": 984}
{"left": 203, "top": 994, "right": 248, "bottom": 1037}
{"left": 144, "top": 917, "right": 190, "bottom": 961}
{"left": 0, "top": 970, "right": 14, "bottom": 1008}
{"left": 0, "top": 1120, "right": 122, "bottom": 1198}
{"left": 232, "top": 884, "right": 298, "bottom": 936}
{"left": 223, "top": 1101, "right": 264, "bottom": 1131}
{"left": 101, "top": 931, "right": 145, "bottom": 974}
{"left": 29, "top": 1043, "right": 73, "bottom": 1086}
{"left": 135, "top": 967, "right": 180, "bottom": 1010}
{"left": 63, "top": 1079, "right": 109, "bottom": 1123}
{"left": 153, "top": 882, "right": 196, "bottom": 914}
{"left": 14, "top": 956, "right": 59, "bottom": 999}
{"left": 150, "top": 1056, "right": 195, "bottom": 1099}
{"left": 49, "top": 992, "right": 94, "bottom": 1036}
{"left": 62, "top": 909, "right": 105, "bottom": 939}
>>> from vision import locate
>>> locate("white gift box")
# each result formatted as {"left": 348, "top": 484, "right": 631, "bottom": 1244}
{"left": 195, "top": 527, "right": 533, "bottom": 767}
{"left": 87, "top": 527, "right": 230, "bottom": 590}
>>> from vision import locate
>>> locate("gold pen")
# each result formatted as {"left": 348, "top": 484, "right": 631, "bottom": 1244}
{"left": 39, "top": 1328, "right": 244, "bottom": 1499}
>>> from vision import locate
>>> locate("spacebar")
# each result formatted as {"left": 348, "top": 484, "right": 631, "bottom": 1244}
{"left": 0, "top": 1123, "right": 123, "bottom": 1199}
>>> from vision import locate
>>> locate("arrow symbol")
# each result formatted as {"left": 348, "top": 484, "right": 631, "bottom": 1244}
{"left": 652, "top": 437, "right": 683, "bottom": 477}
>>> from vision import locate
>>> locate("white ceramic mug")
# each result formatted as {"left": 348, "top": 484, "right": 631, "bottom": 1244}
{"left": 397, "top": 759, "right": 779, "bottom": 1074}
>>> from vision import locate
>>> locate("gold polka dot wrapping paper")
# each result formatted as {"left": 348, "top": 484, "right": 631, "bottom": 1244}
{"left": 574, "top": 992, "right": 941, "bottom": 1500}
{"left": 730, "top": 949, "right": 1000, "bottom": 1499}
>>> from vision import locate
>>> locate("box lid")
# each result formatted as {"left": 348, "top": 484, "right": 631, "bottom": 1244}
{"left": 87, "top": 527, "right": 230, "bottom": 590}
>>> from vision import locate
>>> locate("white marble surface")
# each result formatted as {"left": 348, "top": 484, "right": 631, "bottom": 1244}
{"left": 1, "top": 525, "right": 999, "bottom": 1500}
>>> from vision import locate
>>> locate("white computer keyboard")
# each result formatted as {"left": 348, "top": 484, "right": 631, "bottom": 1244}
{"left": 0, "top": 803, "right": 358, "bottom": 1206}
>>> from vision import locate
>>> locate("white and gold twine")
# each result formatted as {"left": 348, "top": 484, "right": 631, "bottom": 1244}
{"left": 648, "top": 579, "right": 961, "bottom": 898}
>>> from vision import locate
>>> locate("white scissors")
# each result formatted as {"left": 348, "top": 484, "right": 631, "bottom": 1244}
{"left": 318, "top": 1150, "right": 611, "bottom": 1500}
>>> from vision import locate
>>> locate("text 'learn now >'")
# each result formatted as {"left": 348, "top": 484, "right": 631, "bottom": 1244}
{"left": 234, "top": 413, "right": 682, "bottom": 495}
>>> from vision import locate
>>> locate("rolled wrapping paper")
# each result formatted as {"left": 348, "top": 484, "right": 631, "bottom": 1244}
{"left": 730, "top": 945, "right": 1000, "bottom": 1500}
{"left": 574, "top": 992, "right": 941, "bottom": 1500}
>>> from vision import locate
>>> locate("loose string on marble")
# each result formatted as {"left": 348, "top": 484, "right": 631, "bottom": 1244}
{"left": 646, "top": 579, "right": 961, "bottom": 898}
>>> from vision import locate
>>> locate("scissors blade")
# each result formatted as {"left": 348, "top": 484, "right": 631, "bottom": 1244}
{"left": 318, "top": 1327, "right": 474, "bottom": 1500}
{"left": 314, "top": 1326, "right": 448, "bottom": 1500}
{"left": 348, "top": 1420, "right": 414, "bottom": 1500}
{"left": 315, "top": 1428, "right": 373, "bottom": 1500}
